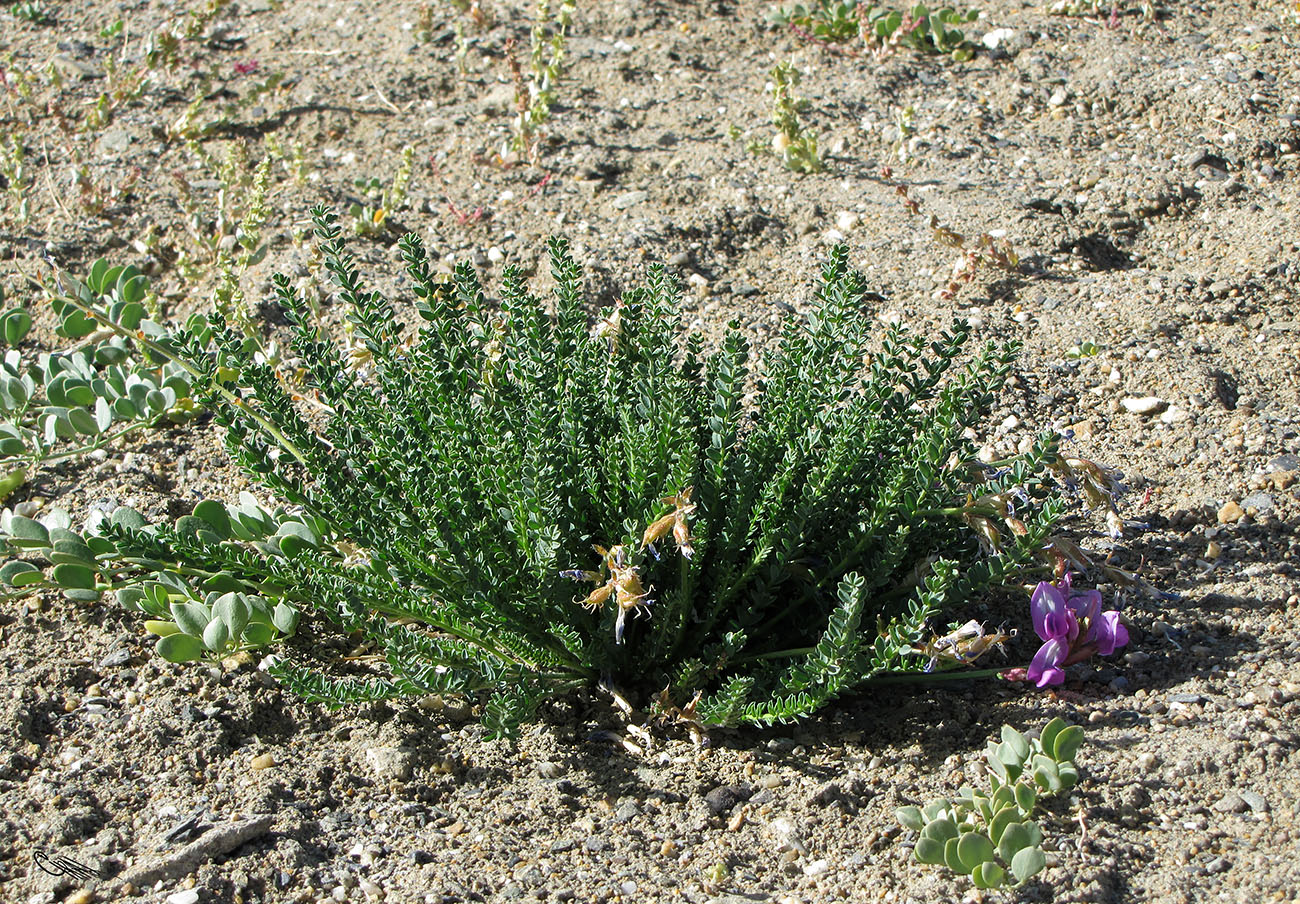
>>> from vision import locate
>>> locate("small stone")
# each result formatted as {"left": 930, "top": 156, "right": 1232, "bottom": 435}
{"left": 802, "top": 859, "right": 830, "bottom": 877}
{"left": 250, "top": 753, "right": 275, "bottom": 770}
{"left": 1121, "top": 396, "right": 1167, "bottom": 416}
{"left": 704, "top": 784, "right": 750, "bottom": 815}
{"left": 583, "top": 836, "right": 610, "bottom": 853}
{"left": 835, "top": 211, "right": 858, "bottom": 232}
{"left": 811, "top": 782, "right": 844, "bottom": 807}
{"left": 1240, "top": 492, "right": 1275, "bottom": 513}
{"left": 1217, "top": 501, "right": 1245, "bottom": 523}
{"left": 1205, "top": 540, "right": 1222, "bottom": 560}
{"left": 66, "top": 892, "right": 94, "bottom": 904}
{"left": 982, "top": 27, "right": 1016, "bottom": 50}
{"left": 761, "top": 774, "right": 784, "bottom": 789}
{"left": 99, "top": 648, "right": 132, "bottom": 668}
{"left": 767, "top": 817, "right": 807, "bottom": 855}
{"left": 1239, "top": 790, "right": 1269, "bottom": 813}
{"left": 364, "top": 746, "right": 414, "bottom": 782}
{"left": 1214, "top": 792, "right": 1249, "bottom": 814}
{"left": 167, "top": 892, "right": 200, "bottom": 904}
{"left": 1160, "top": 406, "right": 1190, "bottom": 424}
{"left": 537, "top": 761, "right": 564, "bottom": 779}
{"left": 612, "top": 190, "right": 648, "bottom": 210}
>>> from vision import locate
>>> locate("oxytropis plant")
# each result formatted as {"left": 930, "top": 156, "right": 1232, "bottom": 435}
{"left": 2, "top": 209, "right": 1130, "bottom": 737}
{"left": 897, "top": 718, "right": 1085, "bottom": 888}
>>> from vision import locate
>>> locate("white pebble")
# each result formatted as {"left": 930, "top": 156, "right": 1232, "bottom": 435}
{"left": 1121, "top": 396, "right": 1167, "bottom": 416}
{"left": 982, "top": 27, "right": 1015, "bottom": 50}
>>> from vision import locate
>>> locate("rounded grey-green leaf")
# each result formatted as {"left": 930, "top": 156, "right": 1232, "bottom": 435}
{"left": 1010, "top": 845, "right": 1047, "bottom": 885}
{"left": 271, "top": 601, "right": 299, "bottom": 635}
{"left": 200, "top": 571, "right": 243, "bottom": 594}
{"left": 111, "top": 506, "right": 147, "bottom": 530}
{"left": 1052, "top": 724, "right": 1084, "bottom": 764}
{"left": 989, "top": 808, "right": 1018, "bottom": 847}
{"left": 170, "top": 600, "right": 210, "bottom": 637}
{"left": 242, "top": 621, "right": 274, "bottom": 647}
{"left": 50, "top": 537, "right": 95, "bottom": 566}
{"left": 921, "top": 799, "right": 949, "bottom": 822}
{"left": 7, "top": 515, "right": 50, "bottom": 548}
{"left": 213, "top": 592, "right": 251, "bottom": 640}
{"left": 111, "top": 396, "right": 138, "bottom": 419}
{"left": 921, "top": 816, "right": 958, "bottom": 844}
{"left": 2, "top": 308, "right": 32, "bottom": 345}
{"left": 956, "top": 832, "right": 995, "bottom": 873}
{"left": 51, "top": 562, "right": 96, "bottom": 590}
{"left": 64, "top": 381, "right": 96, "bottom": 408}
{"left": 942, "top": 836, "right": 964, "bottom": 872}
{"left": 66, "top": 406, "right": 99, "bottom": 435}
{"left": 1001, "top": 725, "right": 1030, "bottom": 762}
{"left": 156, "top": 632, "right": 205, "bottom": 663}
{"left": 94, "top": 396, "right": 112, "bottom": 432}
{"left": 1, "top": 375, "right": 28, "bottom": 410}
{"left": 913, "top": 837, "right": 944, "bottom": 865}
{"left": 997, "top": 822, "right": 1034, "bottom": 867}
{"left": 972, "top": 861, "right": 1006, "bottom": 890}
{"left": 0, "top": 560, "right": 42, "bottom": 587}
{"left": 63, "top": 588, "right": 101, "bottom": 602}
{"left": 192, "top": 499, "right": 232, "bottom": 538}
{"left": 174, "top": 514, "right": 207, "bottom": 540}
{"left": 895, "top": 806, "right": 925, "bottom": 832}
{"left": 116, "top": 586, "right": 147, "bottom": 611}
{"left": 202, "top": 617, "right": 230, "bottom": 652}
{"left": 1015, "top": 781, "right": 1037, "bottom": 814}
{"left": 93, "top": 344, "right": 129, "bottom": 366}
{"left": 1039, "top": 717, "right": 1065, "bottom": 756}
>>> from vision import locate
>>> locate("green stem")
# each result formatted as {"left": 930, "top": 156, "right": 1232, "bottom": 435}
{"left": 864, "top": 666, "right": 1012, "bottom": 685}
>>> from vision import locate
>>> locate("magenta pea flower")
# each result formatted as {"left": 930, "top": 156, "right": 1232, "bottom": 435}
{"left": 1022, "top": 574, "right": 1129, "bottom": 688}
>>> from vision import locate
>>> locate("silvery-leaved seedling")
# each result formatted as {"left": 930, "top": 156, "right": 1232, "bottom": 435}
{"left": 0, "top": 261, "right": 200, "bottom": 501}
{"left": 896, "top": 718, "right": 1084, "bottom": 888}
{"left": 2, "top": 207, "right": 1119, "bottom": 738}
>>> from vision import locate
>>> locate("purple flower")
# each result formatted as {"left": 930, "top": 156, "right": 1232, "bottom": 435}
{"left": 1022, "top": 575, "right": 1129, "bottom": 688}
{"left": 1027, "top": 580, "right": 1078, "bottom": 687}
{"left": 1090, "top": 610, "right": 1129, "bottom": 656}
{"left": 1027, "top": 637, "right": 1070, "bottom": 687}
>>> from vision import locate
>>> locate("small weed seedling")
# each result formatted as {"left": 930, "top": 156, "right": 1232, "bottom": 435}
{"left": 9, "top": 1, "right": 53, "bottom": 25}
{"left": 774, "top": 2, "right": 979, "bottom": 61}
{"left": 504, "top": 0, "right": 575, "bottom": 163}
{"left": 897, "top": 718, "right": 1084, "bottom": 889}
{"left": 350, "top": 145, "right": 416, "bottom": 236}
{"left": 0, "top": 135, "right": 32, "bottom": 227}
{"left": 764, "top": 61, "right": 822, "bottom": 173}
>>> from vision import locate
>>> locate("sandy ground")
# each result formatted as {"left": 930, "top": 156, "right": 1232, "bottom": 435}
{"left": 2, "top": 1, "right": 1299, "bottom": 902}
